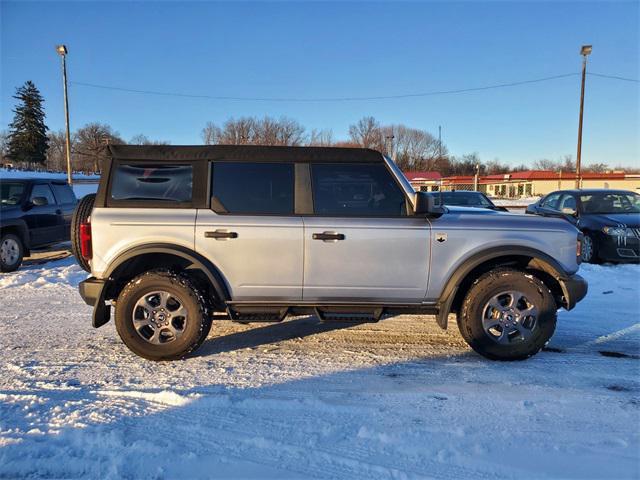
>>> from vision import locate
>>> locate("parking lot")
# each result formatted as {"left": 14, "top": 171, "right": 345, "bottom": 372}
{"left": 1, "top": 254, "right": 638, "bottom": 479}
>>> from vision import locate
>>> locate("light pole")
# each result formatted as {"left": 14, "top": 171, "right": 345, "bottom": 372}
{"left": 56, "top": 44, "right": 73, "bottom": 185}
{"left": 576, "top": 44, "right": 592, "bottom": 189}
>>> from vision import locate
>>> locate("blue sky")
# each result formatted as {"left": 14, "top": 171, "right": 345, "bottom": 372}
{"left": 1, "top": 1, "right": 638, "bottom": 167}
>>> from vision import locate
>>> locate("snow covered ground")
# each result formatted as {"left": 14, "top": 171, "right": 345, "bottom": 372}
{"left": 0, "top": 168, "right": 98, "bottom": 198}
{"left": 0, "top": 258, "right": 639, "bottom": 479}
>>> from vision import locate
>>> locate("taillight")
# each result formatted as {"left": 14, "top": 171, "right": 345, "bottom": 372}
{"left": 80, "top": 222, "right": 92, "bottom": 260}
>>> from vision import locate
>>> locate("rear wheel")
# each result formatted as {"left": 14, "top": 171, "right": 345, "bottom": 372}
{"left": 71, "top": 194, "right": 96, "bottom": 272}
{"left": 0, "top": 233, "right": 24, "bottom": 272}
{"left": 115, "top": 269, "right": 212, "bottom": 360}
{"left": 457, "top": 268, "right": 557, "bottom": 360}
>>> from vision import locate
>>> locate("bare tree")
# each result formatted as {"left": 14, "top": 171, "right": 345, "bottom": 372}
{"left": 348, "top": 116, "right": 383, "bottom": 149}
{"left": 129, "top": 134, "right": 170, "bottom": 145}
{"left": 74, "top": 123, "right": 124, "bottom": 173}
{"left": 46, "top": 130, "right": 67, "bottom": 171}
{"left": 308, "top": 129, "right": 333, "bottom": 146}
{"left": 0, "top": 130, "right": 9, "bottom": 163}
{"left": 201, "top": 122, "right": 221, "bottom": 145}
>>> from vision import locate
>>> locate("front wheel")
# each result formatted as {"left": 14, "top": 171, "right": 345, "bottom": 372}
{"left": 457, "top": 268, "right": 557, "bottom": 360}
{"left": 580, "top": 233, "right": 600, "bottom": 264}
{"left": 0, "top": 233, "right": 24, "bottom": 272}
{"left": 115, "top": 270, "right": 212, "bottom": 360}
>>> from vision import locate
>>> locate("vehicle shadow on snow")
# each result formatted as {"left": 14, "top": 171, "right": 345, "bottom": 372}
{"left": 197, "top": 315, "right": 370, "bottom": 356}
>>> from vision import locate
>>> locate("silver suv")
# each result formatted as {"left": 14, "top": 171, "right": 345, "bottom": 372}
{"left": 76, "top": 145, "right": 587, "bottom": 361}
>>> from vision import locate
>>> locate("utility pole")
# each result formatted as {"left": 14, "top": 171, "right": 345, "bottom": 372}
{"left": 56, "top": 45, "right": 73, "bottom": 185}
{"left": 576, "top": 44, "right": 592, "bottom": 189}
{"left": 473, "top": 163, "right": 480, "bottom": 191}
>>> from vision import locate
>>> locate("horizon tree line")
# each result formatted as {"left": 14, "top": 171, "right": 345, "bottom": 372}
{"left": 1, "top": 81, "right": 633, "bottom": 176}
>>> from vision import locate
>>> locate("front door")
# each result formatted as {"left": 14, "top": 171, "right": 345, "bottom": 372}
{"left": 26, "top": 183, "right": 59, "bottom": 247}
{"left": 302, "top": 163, "right": 431, "bottom": 302}
{"left": 195, "top": 162, "right": 303, "bottom": 301}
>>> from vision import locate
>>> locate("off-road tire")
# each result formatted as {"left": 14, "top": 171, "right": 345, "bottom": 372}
{"left": 457, "top": 268, "right": 557, "bottom": 361}
{"left": 0, "top": 233, "right": 24, "bottom": 272}
{"left": 71, "top": 193, "right": 96, "bottom": 272}
{"left": 115, "top": 269, "right": 213, "bottom": 360}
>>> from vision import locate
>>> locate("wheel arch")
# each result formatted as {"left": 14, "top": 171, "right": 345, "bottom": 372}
{"left": 0, "top": 220, "right": 31, "bottom": 255}
{"left": 104, "top": 243, "right": 230, "bottom": 309}
{"left": 436, "top": 246, "right": 569, "bottom": 330}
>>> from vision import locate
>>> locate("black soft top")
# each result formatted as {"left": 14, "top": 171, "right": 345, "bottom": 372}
{"left": 108, "top": 145, "right": 384, "bottom": 163}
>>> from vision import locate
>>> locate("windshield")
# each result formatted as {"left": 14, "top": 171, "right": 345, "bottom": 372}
{"left": 437, "top": 191, "right": 493, "bottom": 208}
{"left": 580, "top": 192, "right": 640, "bottom": 214}
{"left": 0, "top": 182, "right": 26, "bottom": 206}
{"left": 383, "top": 155, "right": 416, "bottom": 205}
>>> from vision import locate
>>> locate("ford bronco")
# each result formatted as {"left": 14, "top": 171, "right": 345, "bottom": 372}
{"left": 75, "top": 145, "right": 587, "bottom": 361}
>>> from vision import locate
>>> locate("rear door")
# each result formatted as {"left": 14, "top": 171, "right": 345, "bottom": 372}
{"left": 195, "top": 162, "right": 304, "bottom": 301}
{"left": 302, "top": 162, "right": 430, "bottom": 302}
{"left": 50, "top": 182, "right": 77, "bottom": 241}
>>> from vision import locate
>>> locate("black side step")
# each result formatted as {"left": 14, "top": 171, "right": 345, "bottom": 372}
{"left": 227, "top": 306, "right": 288, "bottom": 323}
{"left": 314, "top": 307, "right": 384, "bottom": 322}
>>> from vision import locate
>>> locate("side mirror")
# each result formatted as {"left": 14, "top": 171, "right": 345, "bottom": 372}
{"left": 414, "top": 191, "right": 445, "bottom": 216}
{"left": 31, "top": 196, "right": 49, "bottom": 206}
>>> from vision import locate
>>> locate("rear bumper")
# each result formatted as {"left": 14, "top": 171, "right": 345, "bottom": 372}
{"left": 559, "top": 273, "right": 588, "bottom": 310}
{"left": 78, "top": 277, "right": 111, "bottom": 327}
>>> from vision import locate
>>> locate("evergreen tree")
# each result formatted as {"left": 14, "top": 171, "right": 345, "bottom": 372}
{"left": 7, "top": 81, "right": 49, "bottom": 164}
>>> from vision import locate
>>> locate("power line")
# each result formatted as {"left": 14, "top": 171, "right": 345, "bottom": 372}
{"left": 70, "top": 71, "right": 637, "bottom": 103}
{"left": 588, "top": 72, "right": 640, "bottom": 83}
{"left": 71, "top": 73, "right": 581, "bottom": 103}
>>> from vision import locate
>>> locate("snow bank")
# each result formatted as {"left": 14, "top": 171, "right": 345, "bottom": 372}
{"left": 0, "top": 256, "right": 87, "bottom": 289}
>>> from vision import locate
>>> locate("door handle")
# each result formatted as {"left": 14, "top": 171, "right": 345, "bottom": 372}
{"left": 204, "top": 230, "right": 238, "bottom": 240}
{"left": 56, "top": 209, "right": 63, "bottom": 215}
{"left": 312, "top": 231, "right": 345, "bottom": 242}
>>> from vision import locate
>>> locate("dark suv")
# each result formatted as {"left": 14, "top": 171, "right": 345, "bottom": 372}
{"left": 0, "top": 178, "right": 77, "bottom": 271}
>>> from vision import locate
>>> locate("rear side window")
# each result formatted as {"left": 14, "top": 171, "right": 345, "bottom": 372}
{"left": 30, "top": 184, "right": 57, "bottom": 205}
{"left": 110, "top": 164, "right": 193, "bottom": 203}
{"left": 212, "top": 162, "right": 294, "bottom": 215}
{"left": 51, "top": 183, "right": 77, "bottom": 204}
{"left": 311, "top": 163, "right": 407, "bottom": 216}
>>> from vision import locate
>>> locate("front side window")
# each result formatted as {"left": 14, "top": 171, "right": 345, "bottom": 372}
{"left": 311, "top": 163, "right": 407, "bottom": 216}
{"left": 212, "top": 162, "right": 294, "bottom": 215}
{"left": 110, "top": 164, "right": 193, "bottom": 203}
{"left": 541, "top": 192, "right": 561, "bottom": 210}
{"left": 30, "top": 184, "right": 56, "bottom": 205}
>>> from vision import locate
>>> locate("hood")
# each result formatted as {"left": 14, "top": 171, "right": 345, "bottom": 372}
{"left": 584, "top": 212, "right": 640, "bottom": 228}
{"left": 445, "top": 206, "right": 505, "bottom": 215}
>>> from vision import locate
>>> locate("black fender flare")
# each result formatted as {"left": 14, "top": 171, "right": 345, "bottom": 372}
{"left": 435, "top": 246, "right": 571, "bottom": 329}
{"left": 0, "top": 219, "right": 31, "bottom": 251}
{"left": 104, "top": 243, "right": 231, "bottom": 306}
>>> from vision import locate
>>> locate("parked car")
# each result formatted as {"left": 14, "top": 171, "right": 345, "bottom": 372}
{"left": 0, "top": 178, "right": 77, "bottom": 272}
{"left": 526, "top": 189, "right": 640, "bottom": 263}
{"left": 427, "top": 191, "right": 509, "bottom": 211}
{"left": 74, "top": 145, "right": 587, "bottom": 361}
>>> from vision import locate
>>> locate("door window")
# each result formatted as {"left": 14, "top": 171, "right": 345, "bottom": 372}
{"left": 51, "top": 183, "right": 77, "bottom": 204}
{"left": 541, "top": 192, "right": 562, "bottom": 211}
{"left": 310, "top": 163, "right": 407, "bottom": 216}
{"left": 30, "top": 184, "right": 56, "bottom": 205}
{"left": 212, "top": 162, "right": 294, "bottom": 215}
